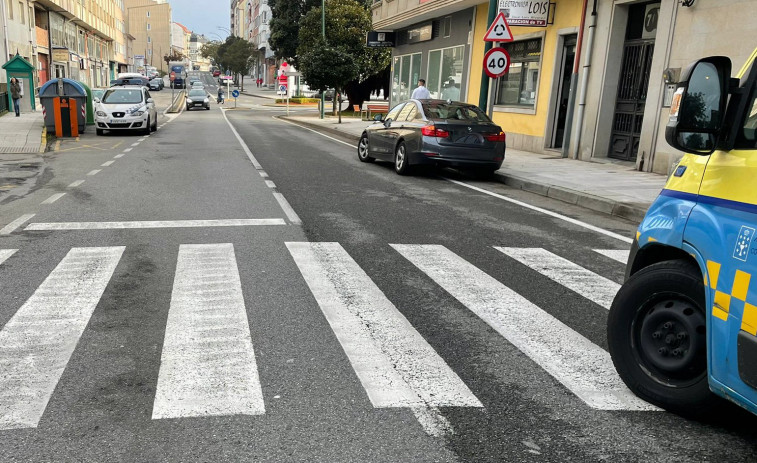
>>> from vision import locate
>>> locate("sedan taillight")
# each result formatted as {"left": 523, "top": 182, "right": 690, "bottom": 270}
{"left": 484, "top": 131, "right": 506, "bottom": 142}
{"left": 421, "top": 125, "right": 450, "bottom": 138}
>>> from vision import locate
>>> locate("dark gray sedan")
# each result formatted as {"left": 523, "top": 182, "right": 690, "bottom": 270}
{"left": 357, "top": 99, "right": 506, "bottom": 175}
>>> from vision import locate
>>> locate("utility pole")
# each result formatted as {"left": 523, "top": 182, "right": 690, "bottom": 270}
{"left": 478, "top": 0, "right": 497, "bottom": 111}
{"left": 320, "top": 0, "right": 325, "bottom": 119}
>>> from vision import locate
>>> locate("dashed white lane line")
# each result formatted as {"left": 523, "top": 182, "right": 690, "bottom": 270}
{"left": 272, "top": 193, "right": 301, "bottom": 225}
{"left": 0, "top": 246, "right": 125, "bottom": 430}
{"left": 496, "top": 247, "right": 620, "bottom": 310}
{"left": 594, "top": 249, "right": 630, "bottom": 264}
{"left": 152, "top": 244, "right": 265, "bottom": 420}
{"left": 392, "top": 244, "right": 657, "bottom": 412}
{"left": 0, "top": 249, "right": 17, "bottom": 266}
{"left": 25, "top": 218, "right": 287, "bottom": 231}
{"left": 123, "top": 148, "right": 133, "bottom": 153}
{"left": 259, "top": 171, "right": 268, "bottom": 178}
{"left": 41, "top": 193, "right": 66, "bottom": 205}
{"left": 114, "top": 154, "right": 125, "bottom": 159}
{"left": 130, "top": 143, "right": 140, "bottom": 147}
{"left": 275, "top": 117, "right": 634, "bottom": 245}
{"left": 101, "top": 160, "right": 115, "bottom": 167}
{"left": 67, "top": 180, "right": 85, "bottom": 188}
{"left": 87, "top": 169, "right": 101, "bottom": 176}
{"left": 265, "top": 180, "right": 276, "bottom": 188}
{"left": 138, "top": 138, "right": 146, "bottom": 142}
{"left": 0, "top": 214, "right": 35, "bottom": 235}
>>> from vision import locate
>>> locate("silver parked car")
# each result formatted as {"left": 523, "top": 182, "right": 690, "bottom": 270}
{"left": 357, "top": 99, "right": 506, "bottom": 175}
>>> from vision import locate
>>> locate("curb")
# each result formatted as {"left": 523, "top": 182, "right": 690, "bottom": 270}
{"left": 240, "top": 91, "right": 278, "bottom": 100}
{"left": 280, "top": 116, "right": 649, "bottom": 223}
{"left": 39, "top": 126, "right": 47, "bottom": 153}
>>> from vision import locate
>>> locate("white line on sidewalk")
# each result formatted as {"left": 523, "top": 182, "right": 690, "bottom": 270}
{"left": 265, "top": 180, "right": 276, "bottom": 188}
{"left": 0, "top": 246, "right": 125, "bottom": 429}
{"left": 152, "top": 244, "right": 265, "bottom": 419}
{"left": 0, "top": 249, "right": 17, "bottom": 266}
{"left": 274, "top": 117, "right": 633, "bottom": 245}
{"left": 273, "top": 193, "right": 301, "bottom": 225}
{"left": 594, "top": 249, "right": 630, "bottom": 264}
{"left": 288, "top": 242, "right": 481, "bottom": 436}
{"left": 25, "top": 218, "right": 287, "bottom": 231}
{"left": 0, "top": 214, "right": 35, "bottom": 235}
{"left": 444, "top": 179, "right": 634, "bottom": 244}
{"left": 496, "top": 247, "right": 620, "bottom": 310}
{"left": 41, "top": 193, "right": 66, "bottom": 205}
{"left": 221, "top": 108, "right": 263, "bottom": 169}
{"left": 67, "top": 180, "right": 85, "bottom": 188}
{"left": 123, "top": 148, "right": 132, "bottom": 153}
{"left": 101, "top": 160, "right": 115, "bottom": 167}
{"left": 87, "top": 169, "right": 101, "bottom": 176}
{"left": 114, "top": 154, "right": 125, "bottom": 159}
{"left": 391, "top": 244, "right": 657, "bottom": 411}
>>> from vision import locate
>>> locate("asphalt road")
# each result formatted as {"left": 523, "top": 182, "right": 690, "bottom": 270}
{"left": 0, "top": 74, "right": 755, "bottom": 462}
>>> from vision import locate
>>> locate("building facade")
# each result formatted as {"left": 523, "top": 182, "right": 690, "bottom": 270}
{"left": 171, "top": 21, "right": 190, "bottom": 58}
{"left": 246, "top": 0, "right": 274, "bottom": 86}
{"left": 373, "top": 0, "right": 757, "bottom": 175}
{"left": 188, "top": 33, "right": 211, "bottom": 71}
{"left": 125, "top": 0, "right": 171, "bottom": 74}
{"left": 231, "top": 0, "right": 246, "bottom": 38}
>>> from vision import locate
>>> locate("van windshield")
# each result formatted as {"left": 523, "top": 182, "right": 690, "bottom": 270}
{"left": 102, "top": 89, "right": 143, "bottom": 104}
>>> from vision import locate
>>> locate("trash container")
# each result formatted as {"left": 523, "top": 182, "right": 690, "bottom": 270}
{"left": 76, "top": 81, "right": 95, "bottom": 126}
{"left": 39, "top": 78, "right": 87, "bottom": 136}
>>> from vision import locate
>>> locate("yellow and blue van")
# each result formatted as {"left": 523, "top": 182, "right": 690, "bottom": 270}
{"left": 608, "top": 48, "right": 757, "bottom": 417}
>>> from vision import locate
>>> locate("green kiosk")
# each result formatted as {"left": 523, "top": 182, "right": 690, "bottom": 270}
{"left": 2, "top": 53, "right": 37, "bottom": 113}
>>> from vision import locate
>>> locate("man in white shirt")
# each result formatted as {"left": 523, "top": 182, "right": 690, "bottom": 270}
{"left": 411, "top": 79, "right": 431, "bottom": 100}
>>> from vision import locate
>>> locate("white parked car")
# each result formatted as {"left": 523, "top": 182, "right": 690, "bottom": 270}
{"left": 94, "top": 86, "right": 157, "bottom": 135}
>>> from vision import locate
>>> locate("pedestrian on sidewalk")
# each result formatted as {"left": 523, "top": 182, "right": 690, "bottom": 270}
{"left": 217, "top": 87, "right": 225, "bottom": 105}
{"left": 411, "top": 78, "right": 430, "bottom": 100}
{"left": 10, "top": 78, "right": 22, "bottom": 117}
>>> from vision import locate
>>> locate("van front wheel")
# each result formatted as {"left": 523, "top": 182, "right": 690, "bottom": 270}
{"left": 607, "top": 260, "right": 720, "bottom": 417}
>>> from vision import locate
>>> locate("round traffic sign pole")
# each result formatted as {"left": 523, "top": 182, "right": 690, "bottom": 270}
{"left": 483, "top": 47, "right": 511, "bottom": 79}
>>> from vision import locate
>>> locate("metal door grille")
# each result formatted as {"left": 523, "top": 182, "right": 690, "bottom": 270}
{"left": 609, "top": 40, "right": 655, "bottom": 161}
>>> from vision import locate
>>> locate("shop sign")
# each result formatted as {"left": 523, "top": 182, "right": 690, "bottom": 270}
{"left": 407, "top": 24, "right": 432, "bottom": 44}
{"left": 641, "top": 3, "right": 661, "bottom": 39}
{"left": 52, "top": 48, "right": 69, "bottom": 63}
{"left": 366, "top": 31, "right": 395, "bottom": 48}
{"left": 498, "top": 0, "right": 550, "bottom": 27}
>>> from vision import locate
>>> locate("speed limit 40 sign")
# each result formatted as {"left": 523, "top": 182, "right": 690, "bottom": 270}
{"left": 484, "top": 47, "right": 511, "bottom": 79}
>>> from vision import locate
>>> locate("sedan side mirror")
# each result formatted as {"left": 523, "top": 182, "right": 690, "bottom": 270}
{"left": 146, "top": 98, "right": 154, "bottom": 104}
{"left": 665, "top": 56, "right": 732, "bottom": 155}
{"left": 373, "top": 113, "right": 384, "bottom": 122}
{"left": 93, "top": 97, "right": 100, "bottom": 103}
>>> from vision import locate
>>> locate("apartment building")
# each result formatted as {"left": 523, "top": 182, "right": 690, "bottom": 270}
{"left": 246, "top": 0, "right": 274, "bottom": 85}
{"left": 171, "top": 21, "right": 190, "bottom": 58}
{"left": 188, "top": 33, "right": 211, "bottom": 71}
{"left": 231, "top": 0, "right": 246, "bottom": 38}
{"left": 373, "top": 0, "right": 757, "bottom": 175}
{"left": 125, "top": 0, "right": 171, "bottom": 74}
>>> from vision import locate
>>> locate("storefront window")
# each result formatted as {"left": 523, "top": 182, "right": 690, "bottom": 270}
{"left": 392, "top": 52, "right": 421, "bottom": 102}
{"left": 495, "top": 38, "right": 542, "bottom": 108}
{"left": 427, "top": 45, "right": 465, "bottom": 100}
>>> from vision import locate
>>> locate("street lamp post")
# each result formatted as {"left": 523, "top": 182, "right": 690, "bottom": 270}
{"left": 320, "top": 0, "right": 325, "bottom": 119}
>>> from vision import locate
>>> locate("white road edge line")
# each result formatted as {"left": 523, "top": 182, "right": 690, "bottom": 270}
{"left": 0, "top": 249, "right": 17, "bottom": 266}
{"left": 444, "top": 179, "right": 634, "bottom": 244}
{"left": 67, "top": 180, "right": 85, "bottom": 188}
{"left": 274, "top": 117, "right": 633, "bottom": 244}
{"left": 272, "top": 193, "right": 302, "bottom": 225}
{"left": 41, "top": 193, "right": 66, "bottom": 205}
{"left": 87, "top": 169, "right": 101, "bottom": 176}
{"left": 220, "top": 108, "right": 263, "bottom": 169}
{"left": 0, "top": 214, "right": 35, "bottom": 235}
{"left": 25, "top": 219, "right": 287, "bottom": 231}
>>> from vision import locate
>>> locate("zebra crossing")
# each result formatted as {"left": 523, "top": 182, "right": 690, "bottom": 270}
{"left": 0, "top": 242, "right": 655, "bottom": 432}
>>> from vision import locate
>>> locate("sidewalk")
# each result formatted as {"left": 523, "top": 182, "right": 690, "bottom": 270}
{"left": 0, "top": 109, "right": 45, "bottom": 154}
{"left": 281, "top": 114, "right": 667, "bottom": 222}
{"left": 240, "top": 86, "right": 278, "bottom": 100}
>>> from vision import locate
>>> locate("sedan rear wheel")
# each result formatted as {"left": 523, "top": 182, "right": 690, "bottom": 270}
{"left": 394, "top": 141, "right": 412, "bottom": 175}
{"left": 357, "top": 134, "right": 374, "bottom": 163}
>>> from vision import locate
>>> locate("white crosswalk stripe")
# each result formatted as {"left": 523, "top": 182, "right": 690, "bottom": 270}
{"left": 0, "top": 249, "right": 17, "bottom": 266}
{"left": 152, "top": 243, "right": 265, "bottom": 419}
{"left": 496, "top": 247, "right": 621, "bottom": 310}
{"left": 391, "top": 244, "right": 658, "bottom": 411}
{"left": 0, "top": 247, "right": 125, "bottom": 430}
{"left": 594, "top": 249, "right": 630, "bottom": 264}
{"left": 287, "top": 242, "right": 482, "bottom": 411}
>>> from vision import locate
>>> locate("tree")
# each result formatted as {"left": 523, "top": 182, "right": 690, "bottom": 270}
{"left": 163, "top": 50, "right": 184, "bottom": 66}
{"left": 201, "top": 40, "right": 223, "bottom": 69}
{"left": 297, "top": 0, "right": 390, "bottom": 114}
{"left": 268, "top": 0, "right": 320, "bottom": 66}
{"left": 299, "top": 41, "right": 359, "bottom": 122}
{"left": 224, "top": 37, "right": 256, "bottom": 92}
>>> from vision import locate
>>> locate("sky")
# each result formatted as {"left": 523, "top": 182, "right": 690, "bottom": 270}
{"left": 169, "top": 0, "right": 231, "bottom": 40}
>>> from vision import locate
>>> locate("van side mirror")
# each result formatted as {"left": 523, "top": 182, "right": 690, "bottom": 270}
{"left": 665, "top": 56, "right": 732, "bottom": 155}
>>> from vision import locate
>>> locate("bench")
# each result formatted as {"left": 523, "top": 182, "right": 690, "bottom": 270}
{"left": 361, "top": 103, "right": 389, "bottom": 120}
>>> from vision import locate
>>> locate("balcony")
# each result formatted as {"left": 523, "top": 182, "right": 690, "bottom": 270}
{"left": 373, "top": 0, "right": 481, "bottom": 30}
